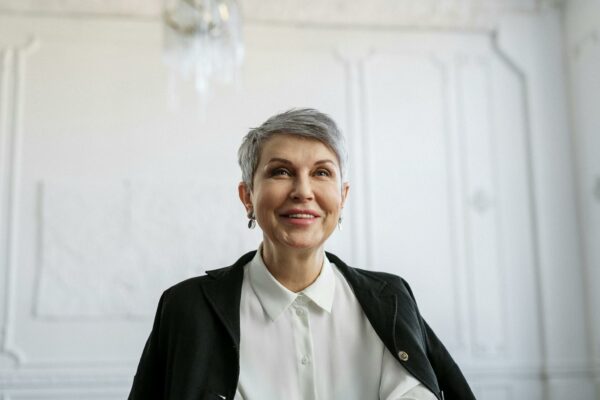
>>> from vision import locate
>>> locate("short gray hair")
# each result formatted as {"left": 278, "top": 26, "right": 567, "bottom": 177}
{"left": 238, "top": 108, "right": 348, "bottom": 190}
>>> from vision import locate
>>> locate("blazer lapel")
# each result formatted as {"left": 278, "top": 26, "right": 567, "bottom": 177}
{"left": 201, "top": 251, "right": 255, "bottom": 349}
{"left": 353, "top": 287, "right": 398, "bottom": 349}
{"left": 326, "top": 252, "right": 441, "bottom": 397}
{"left": 325, "top": 253, "right": 397, "bottom": 350}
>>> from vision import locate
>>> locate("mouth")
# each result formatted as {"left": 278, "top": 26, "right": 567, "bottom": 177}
{"left": 284, "top": 213, "right": 317, "bottom": 219}
{"left": 280, "top": 209, "right": 320, "bottom": 224}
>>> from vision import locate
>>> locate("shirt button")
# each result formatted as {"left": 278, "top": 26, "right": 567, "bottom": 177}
{"left": 301, "top": 356, "right": 309, "bottom": 365}
{"left": 398, "top": 351, "right": 409, "bottom": 361}
{"left": 296, "top": 308, "right": 305, "bottom": 317}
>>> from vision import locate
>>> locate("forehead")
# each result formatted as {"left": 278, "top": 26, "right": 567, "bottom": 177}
{"left": 259, "top": 135, "right": 338, "bottom": 165}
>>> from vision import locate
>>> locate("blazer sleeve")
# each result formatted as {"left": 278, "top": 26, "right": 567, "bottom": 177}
{"left": 402, "top": 279, "right": 476, "bottom": 400}
{"left": 128, "top": 290, "right": 168, "bottom": 400}
{"left": 422, "top": 320, "right": 476, "bottom": 400}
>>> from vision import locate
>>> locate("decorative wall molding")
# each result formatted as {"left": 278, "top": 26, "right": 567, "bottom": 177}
{"left": 0, "top": 37, "right": 38, "bottom": 367}
{"left": 333, "top": 47, "right": 372, "bottom": 268}
{"left": 571, "top": 29, "right": 599, "bottom": 60}
{"left": 0, "top": 370, "right": 131, "bottom": 389}
{"left": 429, "top": 53, "right": 469, "bottom": 352}
{"left": 469, "top": 188, "right": 493, "bottom": 214}
{"left": 0, "top": 0, "right": 562, "bottom": 29}
{"left": 490, "top": 27, "right": 548, "bottom": 371}
{"left": 0, "top": 47, "right": 14, "bottom": 369}
{"left": 466, "top": 362, "right": 595, "bottom": 379}
{"left": 33, "top": 180, "right": 259, "bottom": 319}
{"left": 5, "top": 393, "right": 126, "bottom": 400}
{"left": 456, "top": 53, "right": 508, "bottom": 357}
{"left": 358, "top": 48, "right": 470, "bottom": 351}
{"left": 594, "top": 175, "right": 600, "bottom": 204}
{"left": 476, "top": 385, "right": 512, "bottom": 400}
{"left": 242, "top": 0, "right": 551, "bottom": 29}
{"left": 0, "top": 363, "right": 592, "bottom": 390}
{"left": 495, "top": 8, "right": 598, "bottom": 399}
{"left": 335, "top": 49, "right": 472, "bottom": 354}
{"left": 565, "top": 1, "right": 600, "bottom": 386}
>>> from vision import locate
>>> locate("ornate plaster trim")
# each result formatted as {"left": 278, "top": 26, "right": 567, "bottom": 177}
{"left": 0, "top": 0, "right": 563, "bottom": 30}
{"left": 0, "top": 36, "right": 39, "bottom": 367}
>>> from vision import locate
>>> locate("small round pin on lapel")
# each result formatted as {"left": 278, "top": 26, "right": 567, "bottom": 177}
{"left": 398, "top": 351, "right": 409, "bottom": 361}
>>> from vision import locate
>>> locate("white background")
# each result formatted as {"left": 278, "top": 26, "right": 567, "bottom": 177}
{"left": 0, "top": 1, "right": 599, "bottom": 399}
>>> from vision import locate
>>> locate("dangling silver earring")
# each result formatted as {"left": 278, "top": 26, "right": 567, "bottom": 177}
{"left": 247, "top": 210, "right": 256, "bottom": 229}
{"left": 337, "top": 216, "right": 343, "bottom": 231}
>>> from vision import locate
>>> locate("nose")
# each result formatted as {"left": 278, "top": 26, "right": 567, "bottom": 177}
{"left": 290, "top": 175, "right": 314, "bottom": 201}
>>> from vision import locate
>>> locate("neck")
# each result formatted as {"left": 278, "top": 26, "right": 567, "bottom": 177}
{"left": 261, "top": 241, "right": 324, "bottom": 293}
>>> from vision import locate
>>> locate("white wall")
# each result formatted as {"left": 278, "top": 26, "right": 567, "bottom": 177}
{"left": 565, "top": 0, "right": 600, "bottom": 395}
{"left": 0, "top": 3, "right": 597, "bottom": 399}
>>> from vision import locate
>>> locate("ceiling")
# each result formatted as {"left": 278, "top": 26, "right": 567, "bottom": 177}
{"left": 0, "top": 0, "right": 560, "bottom": 29}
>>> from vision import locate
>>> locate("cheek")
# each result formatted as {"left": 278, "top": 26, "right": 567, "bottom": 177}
{"left": 253, "top": 185, "right": 285, "bottom": 214}
{"left": 322, "top": 189, "right": 343, "bottom": 213}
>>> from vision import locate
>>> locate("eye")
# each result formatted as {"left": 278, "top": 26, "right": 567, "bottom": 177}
{"left": 315, "top": 169, "right": 331, "bottom": 177}
{"left": 270, "top": 167, "right": 291, "bottom": 177}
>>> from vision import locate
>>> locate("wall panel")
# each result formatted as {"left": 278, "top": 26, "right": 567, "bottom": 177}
{"left": 363, "top": 50, "right": 464, "bottom": 350}
{"left": 0, "top": 11, "right": 593, "bottom": 399}
{"left": 497, "top": 8, "right": 597, "bottom": 399}
{"left": 566, "top": 0, "right": 600, "bottom": 390}
{"left": 0, "top": 34, "right": 39, "bottom": 370}
{"left": 0, "top": 17, "right": 358, "bottom": 370}
{"left": 456, "top": 54, "right": 507, "bottom": 357}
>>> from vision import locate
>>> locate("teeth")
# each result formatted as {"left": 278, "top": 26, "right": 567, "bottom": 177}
{"left": 287, "top": 213, "right": 315, "bottom": 219}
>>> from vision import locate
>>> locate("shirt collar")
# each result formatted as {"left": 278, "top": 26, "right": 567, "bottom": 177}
{"left": 248, "top": 245, "right": 336, "bottom": 321}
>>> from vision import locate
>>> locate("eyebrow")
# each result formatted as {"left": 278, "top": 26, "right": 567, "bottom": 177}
{"left": 265, "top": 158, "right": 337, "bottom": 166}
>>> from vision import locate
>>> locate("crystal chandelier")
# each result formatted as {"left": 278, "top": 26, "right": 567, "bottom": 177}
{"left": 162, "top": 0, "right": 243, "bottom": 98}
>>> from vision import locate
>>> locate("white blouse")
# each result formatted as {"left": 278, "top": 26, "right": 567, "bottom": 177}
{"left": 235, "top": 248, "right": 437, "bottom": 400}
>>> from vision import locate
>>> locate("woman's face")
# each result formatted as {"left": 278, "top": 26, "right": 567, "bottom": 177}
{"left": 239, "top": 135, "right": 349, "bottom": 253}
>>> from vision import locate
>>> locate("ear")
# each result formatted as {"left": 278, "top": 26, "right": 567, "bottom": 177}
{"left": 340, "top": 182, "right": 350, "bottom": 209}
{"left": 238, "top": 182, "right": 253, "bottom": 213}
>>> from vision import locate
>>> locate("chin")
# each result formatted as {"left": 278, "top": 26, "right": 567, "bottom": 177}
{"left": 285, "top": 241, "right": 319, "bottom": 250}
{"left": 282, "top": 238, "right": 323, "bottom": 251}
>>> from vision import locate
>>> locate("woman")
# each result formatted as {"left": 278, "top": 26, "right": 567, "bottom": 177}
{"left": 129, "top": 109, "right": 475, "bottom": 400}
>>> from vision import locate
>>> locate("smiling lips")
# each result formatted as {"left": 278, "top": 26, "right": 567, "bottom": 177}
{"left": 280, "top": 209, "right": 320, "bottom": 225}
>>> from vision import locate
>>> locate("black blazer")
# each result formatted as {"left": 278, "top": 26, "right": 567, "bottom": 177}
{"left": 129, "top": 251, "right": 476, "bottom": 400}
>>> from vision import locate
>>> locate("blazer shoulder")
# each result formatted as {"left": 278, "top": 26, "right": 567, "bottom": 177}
{"left": 352, "top": 267, "right": 415, "bottom": 296}
{"left": 353, "top": 267, "right": 404, "bottom": 284}
{"left": 155, "top": 276, "right": 209, "bottom": 312}
{"left": 160, "top": 251, "right": 254, "bottom": 304}
{"left": 326, "top": 252, "right": 414, "bottom": 299}
{"left": 166, "top": 274, "right": 210, "bottom": 293}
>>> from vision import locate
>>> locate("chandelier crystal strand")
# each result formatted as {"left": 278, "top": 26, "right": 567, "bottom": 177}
{"left": 163, "top": 0, "right": 243, "bottom": 104}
